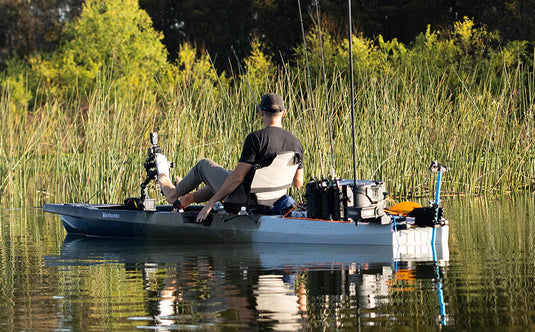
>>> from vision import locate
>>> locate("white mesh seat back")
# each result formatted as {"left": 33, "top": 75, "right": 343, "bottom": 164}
{"left": 250, "top": 152, "right": 299, "bottom": 206}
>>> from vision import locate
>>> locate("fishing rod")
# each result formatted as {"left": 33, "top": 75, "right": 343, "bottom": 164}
{"left": 302, "top": 0, "right": 367, "bottom": 222}
{"left": 297, "top": 0, "right": 325, "bottom": 178}
{"left": 347, "top": 0, "right": 358, "bottom": 189}
{"left": 230, "top": 45, "right": 259, "bottom": 109}
{"left": 313, "top": 0, "right": 336, "bottom": 178}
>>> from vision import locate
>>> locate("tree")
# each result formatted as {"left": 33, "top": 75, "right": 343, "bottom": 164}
{"left": 139, "top": 0, "right": 310, "bottom": 71}
{"left": 35, "top": 0, "right": 169, "bottom": 97}
{"left": 0, "top": 0, "right": 83, "bottom": 68}
{"left": 458, "top": 0, "right": 535, "bottom": 42}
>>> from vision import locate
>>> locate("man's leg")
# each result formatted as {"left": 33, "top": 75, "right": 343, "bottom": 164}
{"left": 176, "top": 158, "right": 250, "bottom": 206}
{"left": 175, "top": 159, "right": 231, "bottom": 197}
{"left": 192, "top": 186, "right": 214, "bottom": 203}
{"left": 177, "top": 186, "right": 212, "bottom": 207}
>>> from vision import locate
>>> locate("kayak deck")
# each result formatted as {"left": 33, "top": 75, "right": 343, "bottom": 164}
{"left": 43, "top": 203, "right": 448, "bottom": 259}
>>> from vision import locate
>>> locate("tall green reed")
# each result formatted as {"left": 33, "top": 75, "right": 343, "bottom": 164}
{"left": 0, "top": 57, "right": 534, "bottom": 207}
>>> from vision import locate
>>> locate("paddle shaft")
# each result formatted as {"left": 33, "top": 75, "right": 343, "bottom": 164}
{"left": 431, "top": 170, "right": 443, "bottom": 244}
{"left": 434, "top": 171, "right": 443, "bottom": 223}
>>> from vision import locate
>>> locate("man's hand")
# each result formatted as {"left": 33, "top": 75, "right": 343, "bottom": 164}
{"left": 196, "top": 200, "right": 214, "bottom": 223}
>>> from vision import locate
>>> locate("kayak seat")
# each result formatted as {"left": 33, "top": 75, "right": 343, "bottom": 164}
{"left": 248, "top": 151, "right": 300, "bottom": 206}
{"left": 223, "top": 151, "right": 300, "bottom": 213}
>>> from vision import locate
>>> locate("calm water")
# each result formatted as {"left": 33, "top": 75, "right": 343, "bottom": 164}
{"left": 1, "top": 194, "right": 535, "bottom": 331}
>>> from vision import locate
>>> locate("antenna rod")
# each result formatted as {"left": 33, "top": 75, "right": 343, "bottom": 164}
{"left": 314, "top": 0, "right": 336, "bottom": 177}
{"left": 298, "top": 0, "right": 325, "bottom": 178}
{"left": 231, "top": 45, "right": 259, "bottom": 109}
{"left": 347, "top": 0, "right": 357, "bottom": 188}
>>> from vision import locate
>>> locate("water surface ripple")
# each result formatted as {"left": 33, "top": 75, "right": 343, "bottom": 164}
{"left": 1, "top": 194, "right": 534, "bottom": 330}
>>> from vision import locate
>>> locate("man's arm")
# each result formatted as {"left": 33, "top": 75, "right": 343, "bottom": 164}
{"left": 196, "top": 162, "right": 252, "bottom": 222}
{"left": 293, "top": 168, "right": 304, "bottom": 188}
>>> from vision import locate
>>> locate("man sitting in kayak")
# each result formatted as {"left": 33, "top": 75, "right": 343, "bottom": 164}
{"left": 158, "top": 93, "right": 304, "bottom": 223}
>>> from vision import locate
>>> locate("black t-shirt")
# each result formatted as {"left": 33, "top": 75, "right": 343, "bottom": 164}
{"left": 239, "top": 126, "right": 304, "bottom": 169}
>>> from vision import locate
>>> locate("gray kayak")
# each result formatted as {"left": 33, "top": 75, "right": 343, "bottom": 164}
{"left": 43, "top": 203, "right": 449, "bottom": 261}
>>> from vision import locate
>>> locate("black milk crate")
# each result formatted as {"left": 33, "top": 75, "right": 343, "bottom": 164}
{"left": 306, "top": 179, "right": 388, "bottom": 222}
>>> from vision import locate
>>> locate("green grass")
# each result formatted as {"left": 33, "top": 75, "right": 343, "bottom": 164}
{"left": 1, "top": 60, "right": 534, "bottom": 207}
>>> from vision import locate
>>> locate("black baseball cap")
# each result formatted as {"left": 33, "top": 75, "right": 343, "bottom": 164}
{"left": 258, "top": 93, "right": 285, "bottom": 112}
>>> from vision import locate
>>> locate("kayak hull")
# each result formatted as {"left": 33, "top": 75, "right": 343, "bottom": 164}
{"left": 44, "top": 203, "right": 449, "bottom": 260}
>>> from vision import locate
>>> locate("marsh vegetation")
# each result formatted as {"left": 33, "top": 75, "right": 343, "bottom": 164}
{"left": 0, "top": 0, "right": 533, "bottom": 207}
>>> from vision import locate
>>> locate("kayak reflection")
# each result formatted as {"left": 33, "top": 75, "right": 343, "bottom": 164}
{"left": 47, "top": 235, "right": 450, "bottom": 330}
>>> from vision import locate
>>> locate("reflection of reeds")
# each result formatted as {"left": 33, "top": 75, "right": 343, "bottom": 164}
{"left": 0, "top": 62, "right": 534, "bottom": 207}
{"left": 438, "top": 194, "right": 535, "bottom": 328}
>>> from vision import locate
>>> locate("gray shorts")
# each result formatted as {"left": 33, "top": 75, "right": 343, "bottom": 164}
{"left": 175, "top": 159, "right": 249, "bottom": 204}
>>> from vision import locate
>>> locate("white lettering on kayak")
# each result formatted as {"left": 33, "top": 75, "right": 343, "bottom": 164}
{"left": 298, "top": 224, "right": 332, "bottom": 231}
{"left": 102, "top": 212, "right": 120, "bottom": 219}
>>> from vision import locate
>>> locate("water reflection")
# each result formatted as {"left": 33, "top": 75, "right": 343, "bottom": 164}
{"left": 45, "top": 235, "right": 449, "bottom": 330}
{"left": 4, "top": 195, "right": 535, "bottom": 330}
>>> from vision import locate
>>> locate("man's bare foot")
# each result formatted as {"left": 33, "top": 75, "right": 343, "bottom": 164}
{"left": 158, "top": 174, "right": 179, "bottom": 203}
{"left": 179, "top": 192, "right": 195, "bottom": 207}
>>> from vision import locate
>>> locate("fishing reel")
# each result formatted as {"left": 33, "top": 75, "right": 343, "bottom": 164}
{"left": 138, "top": 132, "right": 174, "bottom": 211}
